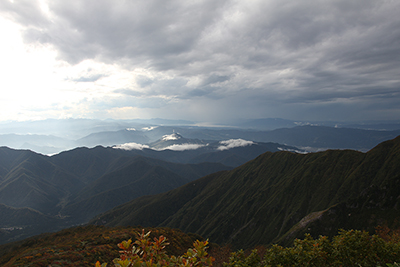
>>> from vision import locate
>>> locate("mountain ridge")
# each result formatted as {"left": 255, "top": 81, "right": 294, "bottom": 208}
{"left": 0, "top": 135, "right": 293, "bottom": 244}
{"left": 91, "top": 135, "right": 400, "bottom": 248}
{"left": 2, "top": 124, "right": 400, "bottom": 155}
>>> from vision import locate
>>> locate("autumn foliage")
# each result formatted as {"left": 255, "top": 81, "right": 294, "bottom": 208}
{"left": 95, "top": 229, "right": 214, "bottom": 267}
{"left": 0, "top": 226, "right": 203, "bottom": 266}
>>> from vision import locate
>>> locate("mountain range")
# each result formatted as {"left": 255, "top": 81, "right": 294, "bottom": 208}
{"left": 0, "top": 134, "right": 296, "bottom": 244}
{"left": 1, "top": 118, "right": 400, "bottom": 250}
{"left": 91, "top": 135, "right": 400, "bottom": 249}
{"left": 1, "top": 118, "right": 400, "bottom": 155}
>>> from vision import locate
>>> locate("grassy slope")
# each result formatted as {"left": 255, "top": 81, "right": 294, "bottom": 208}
{"left": 0, "top": 225, "right": 203, "bottom": 267}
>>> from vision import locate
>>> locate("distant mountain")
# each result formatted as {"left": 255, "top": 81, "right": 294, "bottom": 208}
{"left": 261, "top": 125, "right": 400, "bottom": 151}
{"left": 0, "top": 118, "right": 195, "bottom": 138}
{"left": 235, "top": 118, "right": 300, "bottom": 130}
{"left": 2, "top": 119, "right": 400, "bottom": 154}
{"left": 76, "top": 129, "right": 150, "bottom": 147}
{"left": 91, "top": 135, "right": 400, "bottom": 249}
{"left": 233, "top": 118, "right": 400, "bottom": 131}
{"left": 113, "top": 136, "right": 301, "bottom": 167}
{"left": 0, "top": 134, "right": 74, "bottom": 155}
{"left": 80, "top": 125, "right": 400, "bottom": 153}
{"left": 148, "top": 133, "right": 208, "bottom": 150}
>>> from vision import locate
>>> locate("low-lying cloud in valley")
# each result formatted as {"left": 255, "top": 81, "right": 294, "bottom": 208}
{"left": 113, "top": 142, "right": 150, "bottom": 151}
{"left": 160, "top": 143, "right": 207, "bottom": 151}
{"left": 217, "top": 139, "right": 255, "bottom": 151}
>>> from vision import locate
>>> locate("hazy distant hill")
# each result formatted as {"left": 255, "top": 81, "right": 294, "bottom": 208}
{"left": 79, "top": 125, "right": 400, "bottom": 152}
{"left": 92, "top": 135, "right": 400, "bottom": 249}
{"left": 2, "top": 119, "right": 400, "bottom": 154}
{"left": 261, "top": 125, "right": 400, "bottom": 151}
{"left": 76, "top": 129, "right": 150, "bottom": 147}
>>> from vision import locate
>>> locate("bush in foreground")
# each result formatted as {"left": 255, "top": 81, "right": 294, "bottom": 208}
{"left": 223, "top": 229, "right": 400, "bottom": 267}
{"left": 96, "top": 229, "right": 214, "bottom": 266}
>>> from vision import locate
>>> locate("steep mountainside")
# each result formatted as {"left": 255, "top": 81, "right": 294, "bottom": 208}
{"left": 0, "top": 204, "right": 60, "bottom": 228}
{"left": 61, "top": 158, "right": 196, "bottom": 223}
{"left": 92, "top": 136, "right": 400, "bottom": 248}
{"left": 0, "top": 204, "right": 63, "bottom": 244}
{"left": 0, "top": 148, "right": 83, "bottom": 214}
{"left": 0, "top": 145, "right": 234, "bottom": 244}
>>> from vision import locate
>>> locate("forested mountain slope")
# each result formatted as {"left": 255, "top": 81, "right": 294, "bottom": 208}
{"left": 0, "top": 145, "right": 232, "bottom": 244}
{"left": 92, "top": 136, "right": 400, "bottom": 248}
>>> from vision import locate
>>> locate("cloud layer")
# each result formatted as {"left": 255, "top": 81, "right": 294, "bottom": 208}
{"left": 1, "top": 0, "right": 399, "bottom": 123}
{"left": 217, "top": 139, "right": 254, "bottom": 151}
{"left": 113, "top": 142, "right": 149, "bottom": 151}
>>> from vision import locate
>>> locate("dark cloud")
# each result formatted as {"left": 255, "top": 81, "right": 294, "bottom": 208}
{"left": 201, "top": 74, "right": 231, "bottom": 86}
{"left": 1, "top": 0, "right": 400, "bottom": 123}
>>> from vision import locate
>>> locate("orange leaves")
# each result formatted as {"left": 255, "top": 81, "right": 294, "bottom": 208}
{"left": 95, "top": 261, "right": 107, "bottom": 267}
{"left": 96, "top": 229, "right": 214, "bottom": 266}
{"left": 118, "top": 239, "right": 133, "bottom": 251}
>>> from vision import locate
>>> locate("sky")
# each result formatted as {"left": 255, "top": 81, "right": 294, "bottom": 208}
{"left": 0, "top": 0, "right": 400, "bottom": 124}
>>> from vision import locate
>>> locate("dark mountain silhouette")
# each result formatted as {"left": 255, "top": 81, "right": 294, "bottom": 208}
{"left": 91, "top": 136, "right": 400, "bottom": 249}
{"left": 0, "top": 203, "right": 64, "bottom": 244}
{"left": 0, "top": 204, "right": 59, "bottom": 227}
{"left": 60, "top": 157, "right": 227, "bottom": 224}
{"left": 0, "top": 148, "right": 83, "bottom": 214}
{"left": 1, "top": 135, "right": 292, "bottom": 244}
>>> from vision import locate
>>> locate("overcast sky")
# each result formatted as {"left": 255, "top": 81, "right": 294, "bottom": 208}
{"left": 1, "top": 0, "right": 399, "bottom": 124}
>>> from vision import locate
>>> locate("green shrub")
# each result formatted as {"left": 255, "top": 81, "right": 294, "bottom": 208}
{"left": 224, "top": 230, "right": 400, "bottom": 267}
